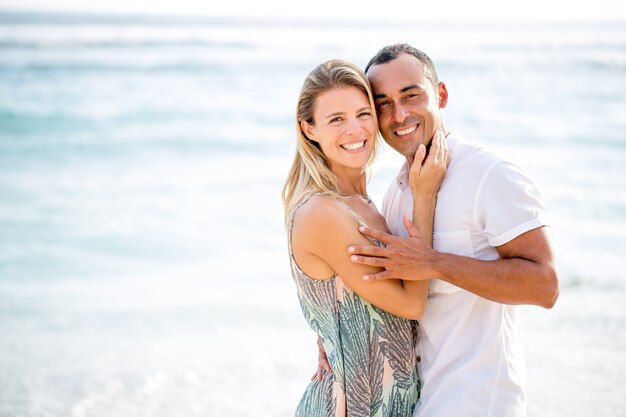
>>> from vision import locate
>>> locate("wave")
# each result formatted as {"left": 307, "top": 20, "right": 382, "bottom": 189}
{"left": 0, "top": 62, "right": 234, "bottom": 73}
{"left": 0, "top": 59, "right": 307, "bottom": 75}
{"left": 0, "top": 111, "right": 289, "bottom": 158}
{"left": 2, "top": 12, "right": 625, "bottom": 52}
{"left": 0, "top": 39, "right": 255, "bottom": 49}
{"left": 2, "top": 35, "right": 625, "bottom": 53}
{"left": 2, "top": 10, "right": 625, "bottom": 28}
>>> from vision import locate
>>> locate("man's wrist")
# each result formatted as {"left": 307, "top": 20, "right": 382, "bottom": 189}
{"left": 429, "top": 250, "right": 446, "bottom": 281}
{"left": 412, "top": 195, "right": 437, "bottom": 212}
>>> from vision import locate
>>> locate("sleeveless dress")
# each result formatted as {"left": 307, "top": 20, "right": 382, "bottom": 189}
{"left": 288, "top": 195, "right": 421, "bottom": 417}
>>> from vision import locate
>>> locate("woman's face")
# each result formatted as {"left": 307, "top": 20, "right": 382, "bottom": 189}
{"left": 302, "top": 86, "right": 377, "bottom": 174}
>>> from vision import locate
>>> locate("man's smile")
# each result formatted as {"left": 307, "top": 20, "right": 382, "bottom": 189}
{"left": 394, "top": 124, "right": 418, "bottom": 136}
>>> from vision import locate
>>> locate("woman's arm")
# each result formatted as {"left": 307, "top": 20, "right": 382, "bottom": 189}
{"left": 292, "top": 195, "right": 425, "bottom": 320}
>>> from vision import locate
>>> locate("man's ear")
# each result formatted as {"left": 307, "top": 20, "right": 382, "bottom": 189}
{"left": 437, "top": 82, "right": 448, "bottom": 109}
{"left": 301, "top": 120, "right": 317, "bottom": 142}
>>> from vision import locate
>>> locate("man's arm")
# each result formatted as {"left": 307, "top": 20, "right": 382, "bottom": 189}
{"left": 349, "top": 223, "right": 559, "bottom": 308}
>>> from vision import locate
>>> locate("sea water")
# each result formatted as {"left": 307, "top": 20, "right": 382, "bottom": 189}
{"left": 0, "top": 12, "right": 625, "bottom": 417}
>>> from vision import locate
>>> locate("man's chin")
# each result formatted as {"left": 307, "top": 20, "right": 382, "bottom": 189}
{"left": 383, "top": 136, "right": 420, "bottom": 156}
{"left": 395, "top": 145, "right": 420, "bottom": 160}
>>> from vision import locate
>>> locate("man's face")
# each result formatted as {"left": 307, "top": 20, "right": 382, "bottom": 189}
{"left": 367, "top": 53, "right": 447, "bottom": 160}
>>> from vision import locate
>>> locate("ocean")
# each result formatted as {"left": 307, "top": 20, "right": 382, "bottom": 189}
{"left": 0, "top": 11, "right": 625, "bottom": 417}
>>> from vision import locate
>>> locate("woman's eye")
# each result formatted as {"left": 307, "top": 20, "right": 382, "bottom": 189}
{"left": 330, "top": 117, "right": 343, "bottom": 123}
{"left": 358, "top": 111, "right": 372, "bottom": 118}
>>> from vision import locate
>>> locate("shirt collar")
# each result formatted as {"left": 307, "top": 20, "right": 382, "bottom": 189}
{"left": 395, "top": 129, "right": 464, "bottom": 188}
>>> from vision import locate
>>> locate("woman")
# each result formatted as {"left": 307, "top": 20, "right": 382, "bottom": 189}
{"left": 282, "top": 59, "right": 447, "bottom": 417}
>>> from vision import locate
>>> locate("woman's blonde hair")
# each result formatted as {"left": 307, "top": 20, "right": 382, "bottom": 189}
{"left": 281, "top": 59, "right": 379, "bottom": 224}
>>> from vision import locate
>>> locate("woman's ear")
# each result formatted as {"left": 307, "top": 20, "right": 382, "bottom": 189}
{"left": 301, "top": 120, "right": 317, "bottom": 142}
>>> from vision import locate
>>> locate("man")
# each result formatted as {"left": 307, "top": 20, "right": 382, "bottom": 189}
{"left": 317, "top": 44, "right": 559, "bottom": 416}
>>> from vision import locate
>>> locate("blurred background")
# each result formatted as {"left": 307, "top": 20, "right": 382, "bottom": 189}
{"left": 0, "top": 1, "right": 625, "bottom": 416}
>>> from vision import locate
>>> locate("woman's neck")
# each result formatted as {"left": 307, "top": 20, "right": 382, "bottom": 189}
{"left": 337, "top": 175, "right": 367, "bottom": 198}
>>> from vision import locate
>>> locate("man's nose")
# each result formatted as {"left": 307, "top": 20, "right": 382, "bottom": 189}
{"left": 392, "top": 103, "right": 409, "bottom": 123}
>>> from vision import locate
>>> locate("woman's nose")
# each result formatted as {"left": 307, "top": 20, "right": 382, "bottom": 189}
{"left": 344, "top": 118, "right": 362, "bottom": 135}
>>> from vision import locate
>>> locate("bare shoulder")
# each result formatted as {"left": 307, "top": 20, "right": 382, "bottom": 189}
{"left": 291, "top": 194, "right": 364, "bottom": 279}
{"left": 294, "top": 194, "right": 344, "bottom": 220}
{"left": 292, "top": 194, "right": 356, "bottom": 244}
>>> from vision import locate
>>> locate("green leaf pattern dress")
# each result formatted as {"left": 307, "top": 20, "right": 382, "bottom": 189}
{"left": 288, "top": 196, "right": 421, "bottom": 417}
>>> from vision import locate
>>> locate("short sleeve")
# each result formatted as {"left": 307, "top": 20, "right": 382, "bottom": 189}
{"left": 474, "top": 160, "right": 547, "bottom": 247}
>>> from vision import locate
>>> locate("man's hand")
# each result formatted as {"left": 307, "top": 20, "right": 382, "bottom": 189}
{"left": 409, "top": 128, "right": 449, "bottom": 196}
{"left": 311, "top": 335, "right": 331, "bottom": 381}
{"left": 349, "top": 215, "right": 437, "bottom": 281}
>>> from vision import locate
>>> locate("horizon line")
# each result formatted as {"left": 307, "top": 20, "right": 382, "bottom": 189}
{"left": 1, "top": 8, "right": 625, "bottom": 24}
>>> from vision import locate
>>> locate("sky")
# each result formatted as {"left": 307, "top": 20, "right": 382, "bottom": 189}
{"left": 0, "top": 0, "right": 624, "bottom": 21}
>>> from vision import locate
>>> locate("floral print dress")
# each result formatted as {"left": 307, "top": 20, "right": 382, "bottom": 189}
{"left": 288, "top": 195, "right": 421, "bottom": 417}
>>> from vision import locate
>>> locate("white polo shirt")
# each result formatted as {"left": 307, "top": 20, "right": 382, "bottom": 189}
{"left": 382, "top": 130, "right": 547, "bottom": 417}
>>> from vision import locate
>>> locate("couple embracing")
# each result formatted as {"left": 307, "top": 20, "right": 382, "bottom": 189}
{"left": 281, "top": 43, "right": 559, "bottom": 417}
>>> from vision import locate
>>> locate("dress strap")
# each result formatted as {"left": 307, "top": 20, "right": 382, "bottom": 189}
{"left": 287, "top": 193, "right": 364, "bottom": 253}
{"left": 287, "top": 192, "right": 330, "bottom": 259}
{"left": 333, "top": 196, "right": 385, "bottom": 248}
{"left": 288, "top": 192, "right": 383, "bottom": 261}
{"left": 331, "top": 196, "right": 366, "bottom": 228}
{"left": 287, "top": 195, "right": 311, "bottom": 260}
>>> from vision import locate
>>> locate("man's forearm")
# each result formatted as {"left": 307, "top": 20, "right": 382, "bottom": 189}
{"left": 431, "top": 252, "right": 559, "bottom": 308}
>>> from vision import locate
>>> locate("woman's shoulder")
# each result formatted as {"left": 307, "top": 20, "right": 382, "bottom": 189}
{"left": 291, "top": 194, "right": 365, "bottom": 248}
{"left": 293, "top": 193, "right": 352, "bottom": 230}
{"left": 290, "top": 193, "right": 361, "bottom": 279}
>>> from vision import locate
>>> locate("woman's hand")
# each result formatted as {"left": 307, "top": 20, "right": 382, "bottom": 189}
{"left": 408, "top": 129, "right": 449, "bottom": 197}
{"left": 311, "top": 335, "right": 331, "bottom": 381}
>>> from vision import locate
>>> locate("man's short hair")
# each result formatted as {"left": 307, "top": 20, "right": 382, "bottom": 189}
{"left": 365, "top": 43, "right": 440, "bottom": 88}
